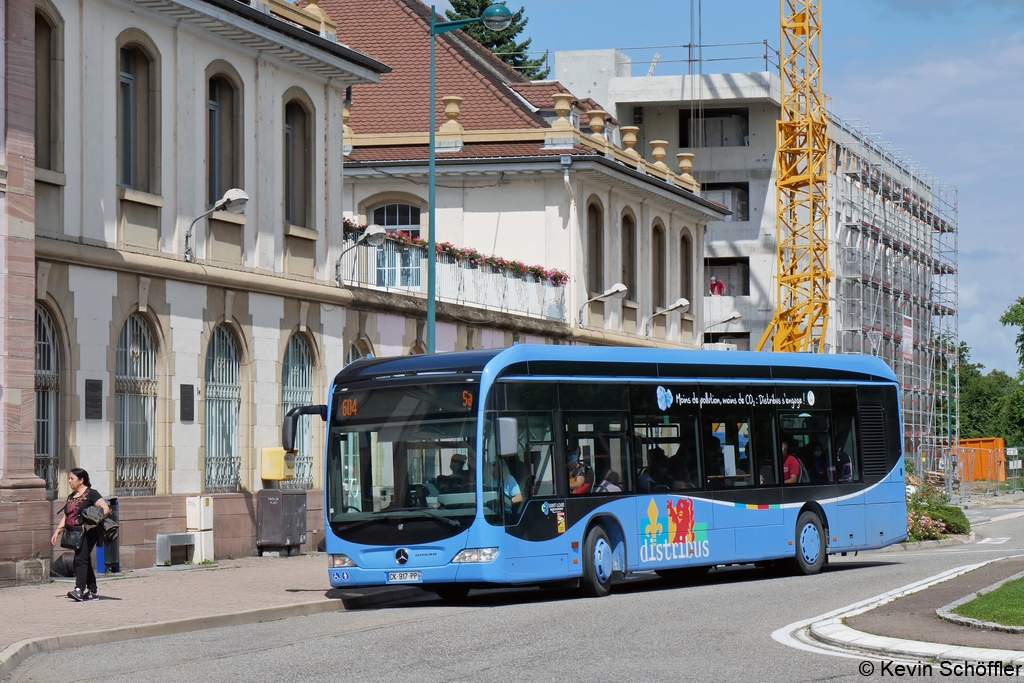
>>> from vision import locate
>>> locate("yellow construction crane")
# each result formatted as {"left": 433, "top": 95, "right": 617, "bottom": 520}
{"left": 756, "top": 0, "right": 832, "bottom": 353}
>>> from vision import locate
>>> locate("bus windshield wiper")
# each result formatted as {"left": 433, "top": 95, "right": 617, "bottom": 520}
{"left": 334, "top": 518, "right": 385, "bottom": 532}
{"left": 381, "top": 508, "right": 461, "bottom": 528}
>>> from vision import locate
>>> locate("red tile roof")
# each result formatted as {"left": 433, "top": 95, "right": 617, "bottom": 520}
{"left": 317, "top": 0, "right": 548, "bottom": 134}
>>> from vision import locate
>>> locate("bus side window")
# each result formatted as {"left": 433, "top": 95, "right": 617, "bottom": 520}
{"left": 831, "top": 387, "right": 860, "bottom": 483}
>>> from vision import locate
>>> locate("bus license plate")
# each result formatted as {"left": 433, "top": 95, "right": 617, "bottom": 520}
{"left": 388, "top": 571, "right": 422, "bottom": 583}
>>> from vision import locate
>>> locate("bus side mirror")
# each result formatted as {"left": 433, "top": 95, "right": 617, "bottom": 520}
{"left": 496, "top": 417, "right": 519, "bottom": 458}
{"left": 283, "top": 405, "right": 328, "bottom": 452}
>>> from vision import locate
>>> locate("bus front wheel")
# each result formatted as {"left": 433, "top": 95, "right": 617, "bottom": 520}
{"left": 581, "top": 526, "right": 614, "bottom": 598}
{"left": 792, "top": 511, "right": 825, "bottom": 575}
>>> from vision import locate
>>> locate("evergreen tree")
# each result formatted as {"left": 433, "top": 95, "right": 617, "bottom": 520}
{"left": 444, "top": 0, "right": 548, "bottom": 80}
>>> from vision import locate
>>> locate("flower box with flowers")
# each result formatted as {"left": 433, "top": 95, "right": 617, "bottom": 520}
{"left": 342, "top": 220, "right": 569, "bottom": 287}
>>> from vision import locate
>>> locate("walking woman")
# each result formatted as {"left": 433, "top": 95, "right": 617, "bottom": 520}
{"left": 51, "top": 468, "right": 110, "bottom": 601}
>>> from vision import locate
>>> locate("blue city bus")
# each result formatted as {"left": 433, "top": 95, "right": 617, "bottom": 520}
{"left": 283, "top": 345, "right": 907, "bottom": 599}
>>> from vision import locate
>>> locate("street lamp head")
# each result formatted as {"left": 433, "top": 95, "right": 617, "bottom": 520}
{"left": 215, "top": 188, "right": 249, "bottom": 215}
{"left": 724, "top": 310, "right": 741, "bottom": 323}
{"left": 361, "top": 224, "right": 387, "bottom": 247}
{"left": 603, "top": 282, "right": 628, "bottom": 300}
{"left": 481, "top": 4, "right": 513, "bottom": 31}
{"left": 667, "top": 297, "right": 690, "bottom": 314}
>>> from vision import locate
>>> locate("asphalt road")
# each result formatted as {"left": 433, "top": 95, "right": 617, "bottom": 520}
{"left": 8, "top": 514, "right": 1022, "bottom": 683}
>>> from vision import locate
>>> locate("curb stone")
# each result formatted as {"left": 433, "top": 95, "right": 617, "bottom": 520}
{"left": 936, "top": 569, "right": 1024, "bottom": 634}
{"left": 876, "top": 531, "right": 974, "bottom": 553}
{"left": 0, "top": 586, "right": 423, "bottom": 681}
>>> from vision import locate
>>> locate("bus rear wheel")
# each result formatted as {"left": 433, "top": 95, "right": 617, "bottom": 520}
{"left": 792, "top": 511, "right": 825, "bottom": 575}
{"left": 581, "top": 526, "right": 614, "bottom": 598}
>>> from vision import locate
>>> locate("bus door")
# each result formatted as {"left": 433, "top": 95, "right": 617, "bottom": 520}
{"left": 564, "top": 413, "right": 633, "bottom": 546}
{"left": 700, "top": 385, "right": 784, "bottom": 562}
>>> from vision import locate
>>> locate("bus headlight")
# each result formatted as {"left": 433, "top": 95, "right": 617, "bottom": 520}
{"left": 330, "top": 554, "right": 356, "bottom": 568}
{"left": 452, "top": 548, "right": 498, "bottom": 563}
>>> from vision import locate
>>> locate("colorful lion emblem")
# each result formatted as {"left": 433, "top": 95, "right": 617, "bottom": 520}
{"left": 666, "top": 498, "right": 695, "bottom": 544}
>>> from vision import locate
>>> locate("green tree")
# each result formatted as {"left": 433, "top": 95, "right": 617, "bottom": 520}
{"left": 445, "top": 0, "right": 548, "bottom": 80}
{"left": 1000, "top": 297, "right": 1024, "bottom": 370}
{"left": 957, "top": 342, "right": 1023, "bottom": 443}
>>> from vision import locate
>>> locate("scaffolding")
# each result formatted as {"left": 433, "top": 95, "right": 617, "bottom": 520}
{"left": 828, "top": 115, "right": 959, "bottom": 483}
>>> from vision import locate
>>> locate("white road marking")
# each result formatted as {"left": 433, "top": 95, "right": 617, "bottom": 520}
{"left": 977, "top": 537, "right": 1011, "bottom": 545}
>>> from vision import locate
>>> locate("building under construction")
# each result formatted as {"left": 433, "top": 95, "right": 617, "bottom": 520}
{"left": 829, "top": 116, "right": 959, "bottom": 474}
{"left": 555, "top": 50, "right": 959, "bottom": 466}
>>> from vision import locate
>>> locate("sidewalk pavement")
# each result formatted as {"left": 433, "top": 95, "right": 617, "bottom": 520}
{"left": 0, "top": 554, "right": 422, "bottom": 681}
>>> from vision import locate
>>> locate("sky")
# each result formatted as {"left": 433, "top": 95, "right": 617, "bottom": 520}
{"left": 436, "top": 0, "right": 1024, "bottom": 375}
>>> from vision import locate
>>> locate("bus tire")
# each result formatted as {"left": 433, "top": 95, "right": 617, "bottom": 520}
{"left": 435, "top": 585, "right": 470, "bottom": 602}
{"left": 581, "top": 526, "right": 614, "bottom": 598}
{"left": 792, "top": 511, "right": 825, "bottom": 575}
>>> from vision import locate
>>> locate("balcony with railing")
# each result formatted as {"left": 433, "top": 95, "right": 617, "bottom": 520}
{"left": 336, "top": 237, "right": 567, "bottom": 322}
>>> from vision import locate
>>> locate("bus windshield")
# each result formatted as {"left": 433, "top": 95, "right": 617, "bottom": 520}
{"left": 326, "top": 381, "right": 479, "bottom": 528}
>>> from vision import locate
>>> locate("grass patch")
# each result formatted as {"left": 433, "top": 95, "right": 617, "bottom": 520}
{"left": 952, "top": 577, "right": 1024, "bottom": 627}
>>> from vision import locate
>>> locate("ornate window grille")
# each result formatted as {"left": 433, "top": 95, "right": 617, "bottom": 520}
{"left": 281, "top": 334, "right": 314, "bottom": 490}
{"left": 115, "top": 313, "right": 157, "bottom": 496}
{"left": 205, "top": 324, "right": 241, "bottom": 493}
{"left": 35, "top": 304, "right": 60, "bottom": 498}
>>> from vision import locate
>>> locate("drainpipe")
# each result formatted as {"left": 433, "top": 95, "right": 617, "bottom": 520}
{"left": 561, "top": 155, "right": 579, "bottom": 330}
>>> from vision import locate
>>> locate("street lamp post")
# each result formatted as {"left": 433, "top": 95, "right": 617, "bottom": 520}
{"left": 702, "top": 310, "right": 741, "bottom": 348}
{"left": 578, "top": 282, "right": 628, "bottom": 326}
{"left": 641, "top": 297, "right": 689, "bottom": 339}
{"left": 427, "top": 4, "right": 512, "bottom": 352}
{"left": 185, "top": 188, "right": 249, "bottom": 263}
{"left": 335, "top": 224, "right": 387, "bottom": 286}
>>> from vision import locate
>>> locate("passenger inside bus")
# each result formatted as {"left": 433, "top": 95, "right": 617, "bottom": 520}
{"left": 567, "top": 448, "right": 594, "bottom": 494}
{"left": 637, "top": 447, "right": 672, "bottom": 492}
{"left": 781, "top": 438, "right": 802, "bottom": 484}
{"left": 434, "top": 452, "right": 470, "bottom": 494}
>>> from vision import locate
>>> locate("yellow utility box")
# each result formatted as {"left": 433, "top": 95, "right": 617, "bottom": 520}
{"left": 262, "top": 447, "right": 296, "bottom": 481}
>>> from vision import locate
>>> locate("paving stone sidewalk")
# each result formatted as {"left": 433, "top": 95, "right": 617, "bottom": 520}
{"left": 1, "top": 555, "right": 339, "bottom": 656}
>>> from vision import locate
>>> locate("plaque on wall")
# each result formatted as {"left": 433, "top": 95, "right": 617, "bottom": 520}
{"left": 180, "top": 384, "right": 195, "bottom": 422}
{"left": 85, "top": 380, "right": 103, "bottom": 420}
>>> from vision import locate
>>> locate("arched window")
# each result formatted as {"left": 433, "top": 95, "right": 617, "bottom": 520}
{"left": 118, "top": 39, "right": 159, "bottom": 192}
{"left": 35, "top": 304, "right": 60, "bottom": 497}
{"left": 115, "top": 313, "right": 157, "bottom": 496}
{"left": 284, "top": 99, "right": 312, "bottom": 228}
{"left": 35, "top": 9, "right": 60, "bottom": 172}
{"left": 208, "top": 74, "right": 240, "bottom": 206}
{"left": 372, "top": 203, "right": 420, "bottom": 238}
{"left": 652, "top": 222, "right": 666, "bottom": 309}
{"left": 205, "top": 325, "right": 241, "bottom": 492}
{"left": 282, "top": 334, "right": 314, "bottom": 490}
{"left": 621, "top": 212, "right": 636, "bottom": 297}
{"left": 587, "top": 201, "right": 604, "bottom": 293}
{"left": 347, "top": 339, "right": 373, "bottom": 365}
{"left": 680, "top": 232, "right": 693, "bottom": 302}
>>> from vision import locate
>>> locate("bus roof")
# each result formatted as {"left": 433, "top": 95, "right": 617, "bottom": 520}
{"left": 333, "top": 345, "right": 898, "bottom": 386}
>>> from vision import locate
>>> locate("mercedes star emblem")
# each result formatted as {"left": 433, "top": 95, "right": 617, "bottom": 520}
{"left": 395, "top": 549, "right": 409, "bottom": 565}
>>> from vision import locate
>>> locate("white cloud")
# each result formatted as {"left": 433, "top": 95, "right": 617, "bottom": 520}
{"left": 828, "top": 33, "right": 1024, "bottom": 374}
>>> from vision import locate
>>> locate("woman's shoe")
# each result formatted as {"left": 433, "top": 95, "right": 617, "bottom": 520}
{"left": 67, "top": 588, "right": 87, "bottom": 601}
